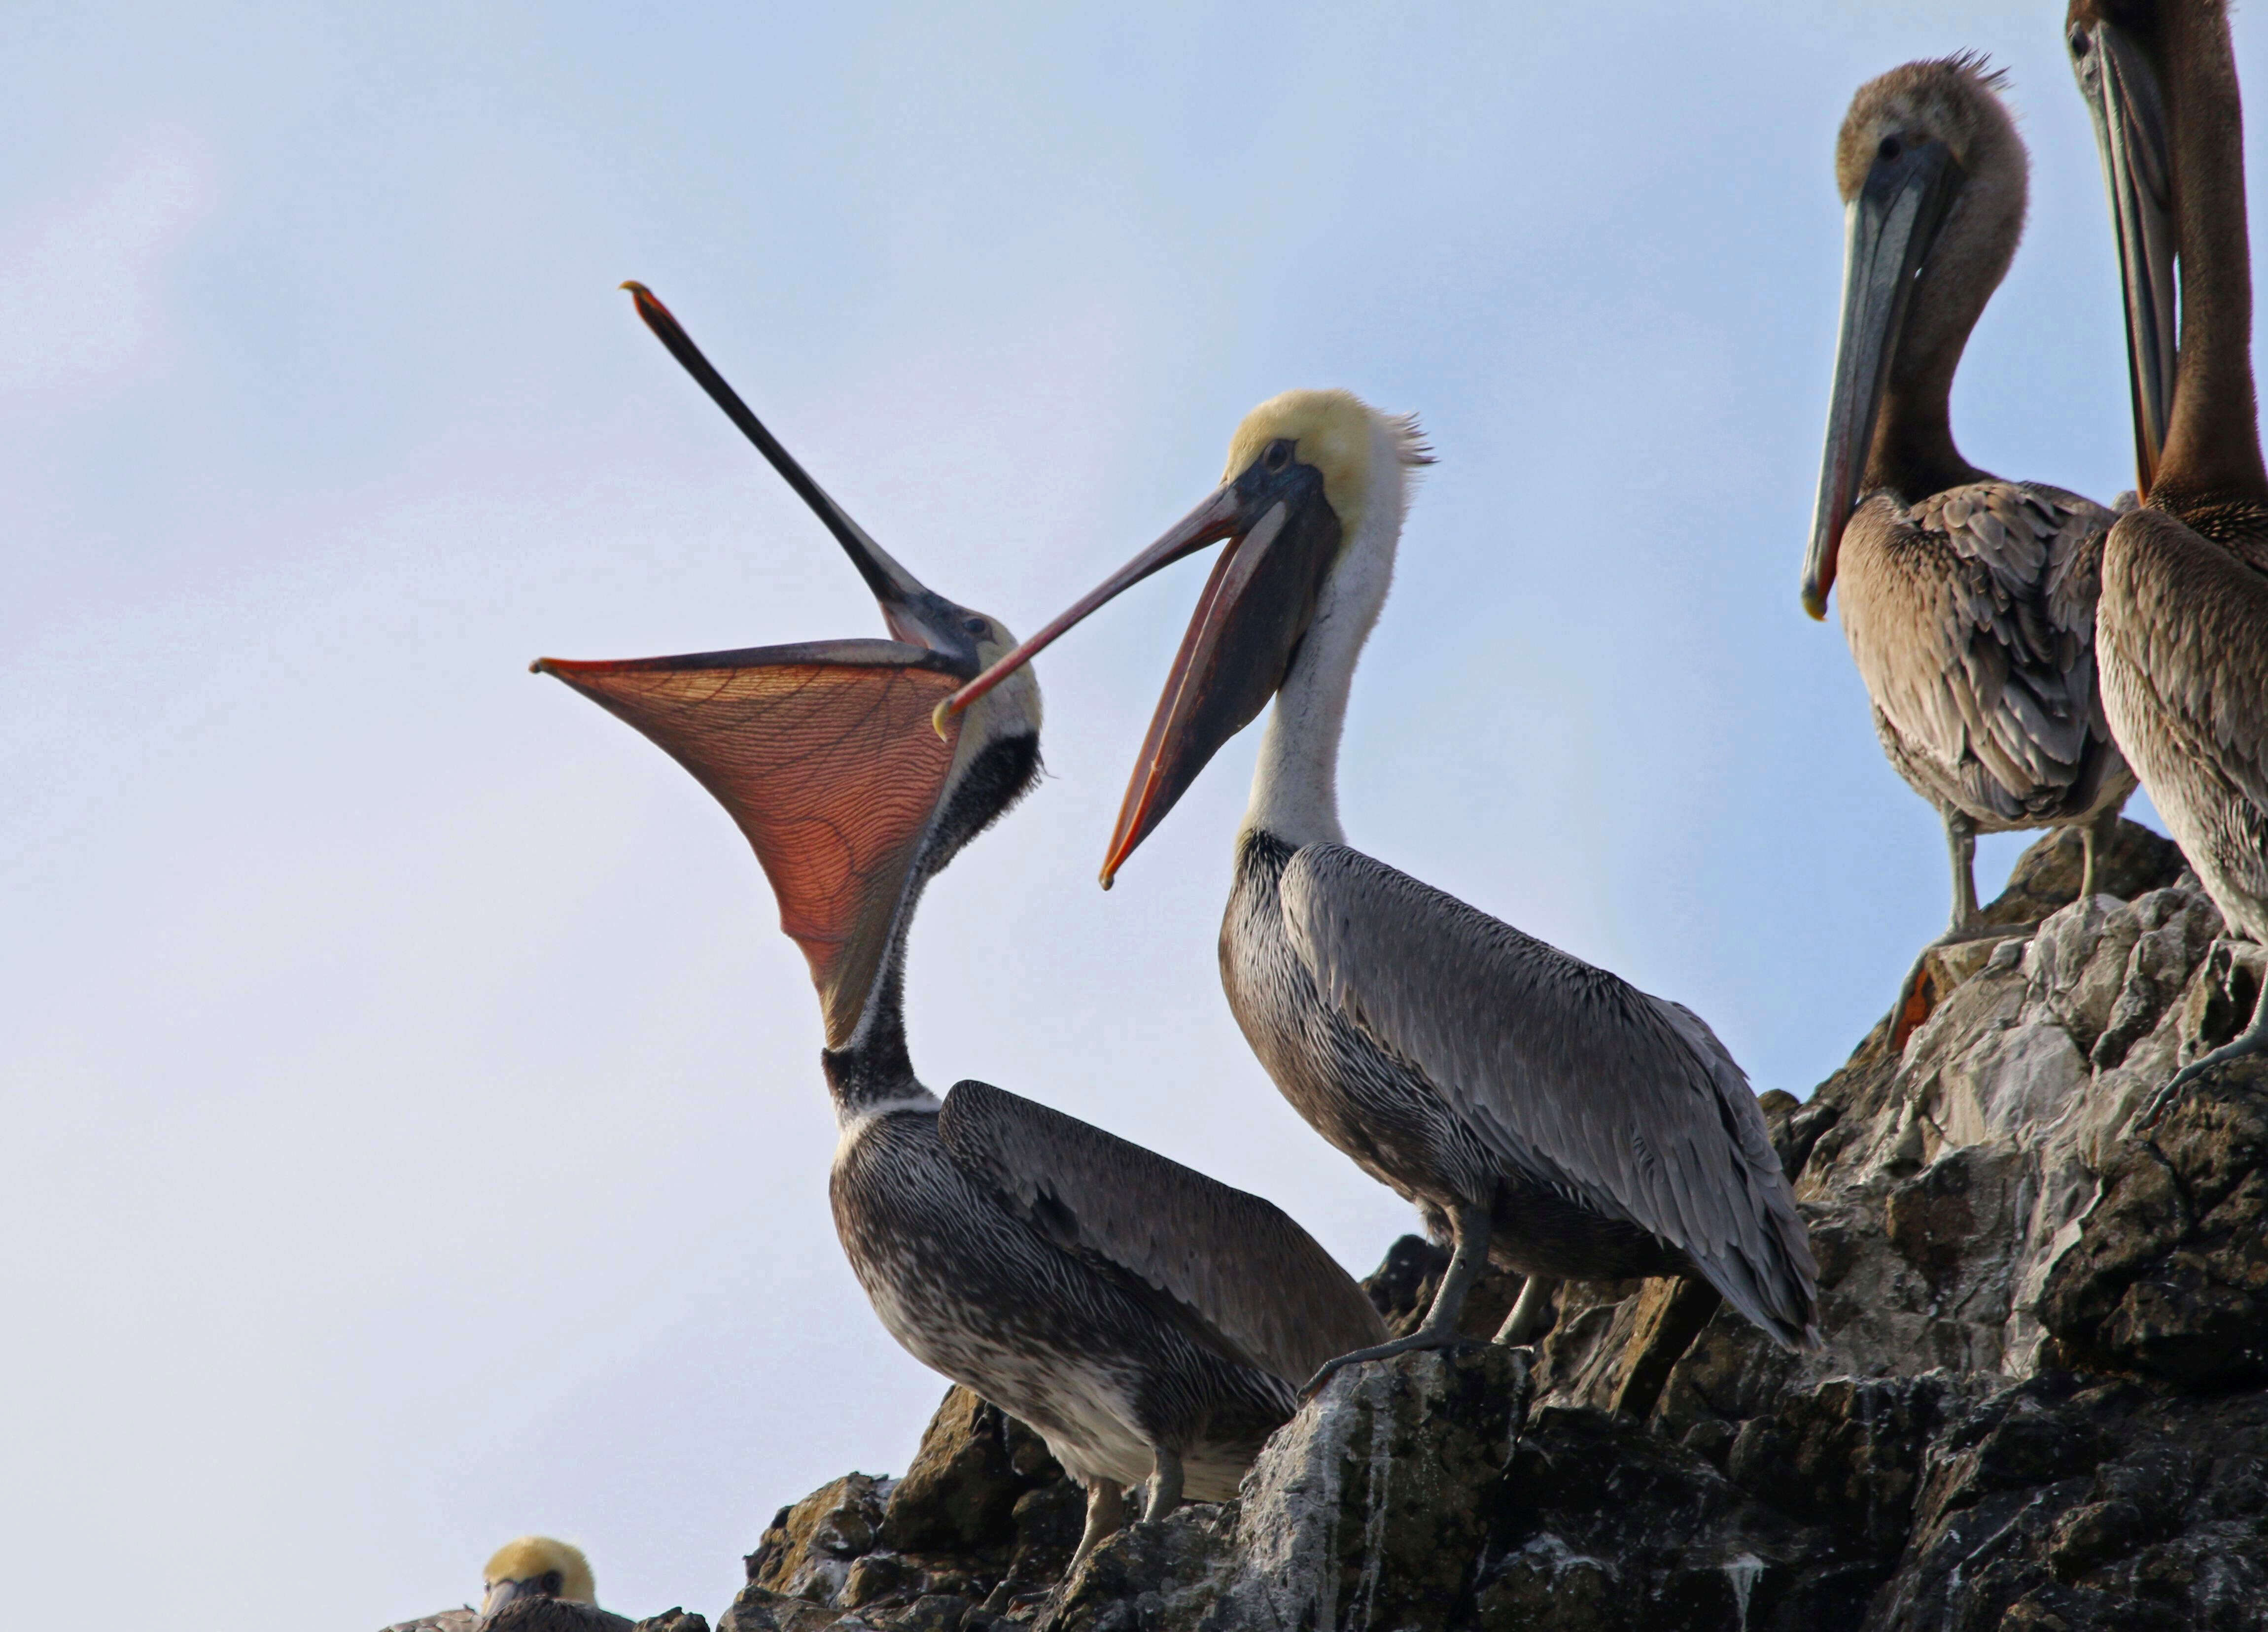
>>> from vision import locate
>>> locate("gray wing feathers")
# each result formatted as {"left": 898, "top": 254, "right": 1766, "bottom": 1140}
{"left": 1279, "top": 846, "right": 1818, "bottom": 1349}
{"left": 1870, "top": 482, "right": 2122, "bottom": 819}
{"left": 937, "top": 1080, "right": 1387, "bottom": 1385}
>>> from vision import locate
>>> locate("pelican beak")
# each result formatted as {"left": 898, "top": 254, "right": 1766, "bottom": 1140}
{"left": 2070, "top": 20, "right": 2176, "bottom": 497}
{"left": 1804, "top": 136, "right": 1967, "bottom": 619}
{"left": 479, "top": 1578, "right": 546, "bottom": 1624}
{"left": 621, "top": 281, "right": 982, "bottom": 665}
{"left": 533, "top": 641, "right": 966, "bottom": 1046}
{"left": 942, "top": 457, "right": 1339, "bottom": 886}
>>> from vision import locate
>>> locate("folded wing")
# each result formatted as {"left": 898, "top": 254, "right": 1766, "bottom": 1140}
{"left": 1278, "top": 844, "right": 1819, "bottom": 1350}
{"left": 1869, "top": 482, "right": 2123, "bottom": 819}
{"left": 2103, "top": 511, "right": 2268, "bottom": 904}
{"left": 937, "top": 1079, "right": 1387, "bottom": 1384}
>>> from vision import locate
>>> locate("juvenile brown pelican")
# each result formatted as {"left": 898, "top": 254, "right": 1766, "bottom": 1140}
{"left": 2070, "top": 0, "right": 2268, "bottom": 1109}
{"left": 942, "top": 391, "right": 1818, "bottom": 1381}
{"left": 537, "top": 290, "right": 1385, "bottom": 1572}
{"left": 1804, "top": 57, "right": 2132, "bottom": 947}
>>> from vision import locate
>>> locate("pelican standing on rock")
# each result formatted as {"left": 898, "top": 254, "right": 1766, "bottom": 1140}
{"left": 942, "top": 391, "right": 1818, "bottom": 1382}
{"left": 1803, "top": 57, "right": 2133, "bottom": 955}
{"left": 537, "top": 290, "right": 1385, "bottom": 1575}
{"left": 2069, "top": 0, "right": 2268, "bottom": 1109}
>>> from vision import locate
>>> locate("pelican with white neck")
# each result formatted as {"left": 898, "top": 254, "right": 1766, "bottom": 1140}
{"left": 945, "top": 390, "right": 1820, "bottom": 1383}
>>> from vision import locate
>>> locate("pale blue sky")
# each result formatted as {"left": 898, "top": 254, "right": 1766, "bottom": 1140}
{"left": 5, "top": 2, "right": 2257, "bottom": 1626}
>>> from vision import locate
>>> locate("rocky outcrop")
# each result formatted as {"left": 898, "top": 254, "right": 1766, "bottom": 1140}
{"left": 719, "top": 1392, "right": 1085, "bottom": 1632}
{"left": 523, "top": 820, "right": 2268, "bottom": 1632}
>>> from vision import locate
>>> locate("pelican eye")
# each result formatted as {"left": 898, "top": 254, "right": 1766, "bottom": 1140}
{"left": 1263, "top": 439, "right": 1292, "bottom": 473}
{"left": 1879, "top": 136, "right": 1903, "bottom": 162}
{"left": 537, "top": 1570, "right": 564, "bottom": 1597}
{"left": 963, "top": 616, "right": 988, "bottom": 636}
{"left": 2069, "top": 27, "right": 2090, "bottom": 58}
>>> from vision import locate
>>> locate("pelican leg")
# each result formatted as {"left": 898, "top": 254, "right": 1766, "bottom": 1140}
{"left": 1299, "top": 1202, "right": 1491, "bottom": 1397}
{"left": 1142, "top": 1448, "right": 1184, "bottom": 1523}
{"left": 2080, "top": 804, "right": 2120, "bottom": 902}
{"left": 1064, "top": 1477, "right": 1126, "bottom": 1577}
{"left": 1944, "top": 810, "right": 1979, "bottom": 937}
{"left": 2139, "top": 971, "right": 2268, "bottom": 1128}
{"left": 1493, "top": 1274, "right": 1560, "bottom": 1347}
{"left": 1888, "top": 810, "right": 2046, "bottom": 1048}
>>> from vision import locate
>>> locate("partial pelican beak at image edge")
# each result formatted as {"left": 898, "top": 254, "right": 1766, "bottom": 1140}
{"left": 2071, "top": 19, "right": 2178, "bottom": 497}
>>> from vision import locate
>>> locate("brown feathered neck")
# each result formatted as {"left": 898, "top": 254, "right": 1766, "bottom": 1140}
{"left": 1847, "top": 56, "right": 2024, "bottom": 501}
{"left": 2144, "top": 0, "right": 2268, "bottom": 516}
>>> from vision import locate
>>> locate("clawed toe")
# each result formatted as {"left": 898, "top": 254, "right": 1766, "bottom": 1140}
{"left": 1299, "top": 1330, "right": 1478, "bottom": 1400}
{"left": 2136, "top": 1073, "right": 2196, "bottom": 1132}
{"left": 2138, "top": 1029, "right": 2268, "bottom": 1131}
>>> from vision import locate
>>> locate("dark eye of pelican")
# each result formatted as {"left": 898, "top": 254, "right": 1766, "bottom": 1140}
{"left": 537, "top": 1571, "right": 564, "bottom": 1597}
{"left": 1263, "top": 439, "right": 1292, "bottom": 473}
{"left": 963, "top": 616, "right": 988, "bottom": 636}
{"left": 2069, "top": 27, "right": 2090, "bottom": 58}
{"left": 1879, "top": 136, "right": 1903, "bottom": 162}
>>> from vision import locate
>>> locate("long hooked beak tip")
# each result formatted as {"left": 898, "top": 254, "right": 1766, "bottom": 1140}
{"left": 620, "top": 280, "right": 669, "bottom": 320}
{"left": 930, "top": 698, "right": 955, "bottom": 740}
{"left": 529, "top": 658, "right": 550, "bottom": 675}
{"left": 1800, "top": 586, "right": 1828, "bottom": 622}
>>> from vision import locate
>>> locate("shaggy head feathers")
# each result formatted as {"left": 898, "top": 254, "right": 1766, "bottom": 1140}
{"left": 1836, "top": 54, "right": 2024, "bottom": 203}
{"left": 482, "top": 1536, "right": 595, "bottom": 1606}
{"left": 1224, "top": 389, "right": 1431, "bottom": 545}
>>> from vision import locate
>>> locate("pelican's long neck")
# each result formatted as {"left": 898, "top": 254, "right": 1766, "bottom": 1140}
{"left": 821, "top": 885, "right": 937, "bottom": 1122}
{"left": 1243, "top": 473, "right": 1404, "bottom": 850}
{"left": 2154, "top": 1, "right": 2268, "bottom": 515}
{"left": 821, "top": 729, "right": 1040, "bottom": 1123}
{"left": 1866, "top": 147, "right": 2023, "bottom": 500}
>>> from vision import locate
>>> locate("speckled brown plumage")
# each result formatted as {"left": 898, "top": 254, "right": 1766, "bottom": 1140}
{"left": 1838, "top": 481, "right": 2131, "bottom": 838}
{"left": 2070, "top": 0, "right": 2268, "bottom": 1097}
{"left": 1809, "top": 59, "right": 2133, "bottom": 929}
